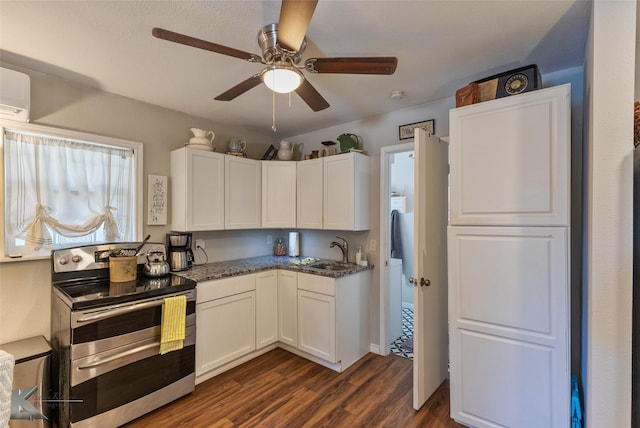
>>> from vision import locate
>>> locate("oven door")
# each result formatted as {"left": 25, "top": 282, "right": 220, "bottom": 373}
{"left": 69, "top": 333, "right": 195, "bottom": 426}
{"left": 66, "top": 290, "right": 196, "bottom": 427}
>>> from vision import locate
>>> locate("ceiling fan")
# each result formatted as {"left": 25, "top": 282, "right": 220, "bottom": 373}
{"left": 152, "top": 0, "right": 398, "bottom": 112}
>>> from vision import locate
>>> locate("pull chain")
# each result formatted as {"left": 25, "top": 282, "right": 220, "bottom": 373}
{"left": 272, "top": 90, "right": 277, "bottom": 132}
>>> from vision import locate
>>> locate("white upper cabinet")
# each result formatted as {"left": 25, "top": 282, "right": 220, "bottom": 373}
{"left": 323, "top": 153, "right": 370, "bottom": 231}
{"left": 171, "top": 148, "right": 225, "bottom": 231}
{"left": 296, "top": 158, "right": 324, "bottom": 229}
{"left": 225, "top": 156, "right": 261, "bottom": 229}
{"left": 449, "top": 85, "right": 570, "bottom": 226}
{"left": 262, "top": 161, "right": 297, "bottom": 228}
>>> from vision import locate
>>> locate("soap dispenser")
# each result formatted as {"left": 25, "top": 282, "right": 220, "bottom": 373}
{"left": 356, "top": 246, "right": 362, "bottom": 265}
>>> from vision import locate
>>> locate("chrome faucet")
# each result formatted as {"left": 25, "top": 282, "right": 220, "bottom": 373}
{"left": 330, "top": 236, "right": 349, "bottom": 263}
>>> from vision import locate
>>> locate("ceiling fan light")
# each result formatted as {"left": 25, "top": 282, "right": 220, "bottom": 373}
{"left": 261, "top": 66, "right": 303, "bottom": 94}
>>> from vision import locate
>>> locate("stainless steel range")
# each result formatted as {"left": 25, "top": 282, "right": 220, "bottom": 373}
{"left": 50, "top": 242, "right": 197, "bottom": 428}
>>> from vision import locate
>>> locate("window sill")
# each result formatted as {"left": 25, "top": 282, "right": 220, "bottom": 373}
{"left": 0, "top": 254, "right": 50, "bottom": 264}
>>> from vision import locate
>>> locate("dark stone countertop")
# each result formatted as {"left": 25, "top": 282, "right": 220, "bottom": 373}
{"left": 173, "top": 255, "right": 373, "bottom": 283}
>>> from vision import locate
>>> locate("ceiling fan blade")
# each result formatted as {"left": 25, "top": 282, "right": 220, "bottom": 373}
{"left": 295, "top": 79, "right": 329, "bottom": 112}
{"left": 305, "top": 57, "right": 398, "bottom": 75}
{"left": 277, "top": 0, "right": 318, "bottom": 52}
{"left": 152, "top": 27, "right": 262, "bottom": 62}
{"left": 215, "top": 74, "right": 262, "bottom": 101}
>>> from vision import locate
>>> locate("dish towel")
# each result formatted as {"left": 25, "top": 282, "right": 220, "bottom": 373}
{"left": 160, "top": 295, "right": 186, "bottom": 355}
{"left": 0, "top": 350, "right": 14, "bottom": 427}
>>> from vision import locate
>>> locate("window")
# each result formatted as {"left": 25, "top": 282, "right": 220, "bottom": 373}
{"left": 1, "top": 121, "right": 143, "bottom": 261}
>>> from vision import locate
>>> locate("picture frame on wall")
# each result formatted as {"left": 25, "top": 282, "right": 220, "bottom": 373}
{"left": 399, "top": 119, "right": 435, "bottom": 140}
{"left": 147, "top": 174, "right": 167, "bottom": 225}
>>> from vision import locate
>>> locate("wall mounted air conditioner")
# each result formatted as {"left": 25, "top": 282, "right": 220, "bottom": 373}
{"left": 0, "top": 67, "right": 30, "bottom": 122}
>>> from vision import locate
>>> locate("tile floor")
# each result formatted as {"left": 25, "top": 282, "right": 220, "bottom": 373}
{"left": 390, "top": 306, "right": 414, "bottom": 359}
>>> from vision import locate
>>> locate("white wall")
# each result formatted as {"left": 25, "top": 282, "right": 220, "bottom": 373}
{"left": 0, "top": 66, "right": 278, "bottom": 344}
{"left": 584, "top": 1, "right": 635, "bottom": 427}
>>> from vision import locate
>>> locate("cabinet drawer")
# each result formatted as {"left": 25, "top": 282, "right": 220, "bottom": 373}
{"left": 197, "top": 274, "right": 256, "bottom": 302}
{"left": 298, "top": 272, "right": 335, "bottom": 296}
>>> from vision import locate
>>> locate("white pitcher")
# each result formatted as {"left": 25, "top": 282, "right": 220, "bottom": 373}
{"left": 277, "top": 141, "right": 294, "bottom": 161}
{"left": 190, "top": 128, "right": 215, "bottom": 145}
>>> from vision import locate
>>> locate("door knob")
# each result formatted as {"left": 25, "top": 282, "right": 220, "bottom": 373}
{"left": 409, "top": 277, "right": 431, "bottom": 287}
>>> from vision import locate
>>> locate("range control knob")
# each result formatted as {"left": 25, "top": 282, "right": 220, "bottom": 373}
{"left": 59, "top": 257, "right": 69, "bottom": 265}
{"left": 71, "top": 255, "right": 82, "bottom": 263}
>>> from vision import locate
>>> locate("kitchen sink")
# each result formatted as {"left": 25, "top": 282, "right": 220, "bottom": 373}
{"left": 309, "top": 262, "right": 354, "bottom": 271}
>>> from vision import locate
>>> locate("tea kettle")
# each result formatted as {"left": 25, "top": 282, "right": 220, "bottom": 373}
{"left": 227, "top": 138, "right": 247, "bottom": 153}
{"left": 143, "top": 251, "right": 170, "bottom": 277}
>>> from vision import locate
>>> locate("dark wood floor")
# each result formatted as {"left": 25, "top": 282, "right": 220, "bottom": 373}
{"left": 125, "top": 348, "right": 465, "bottom": 427}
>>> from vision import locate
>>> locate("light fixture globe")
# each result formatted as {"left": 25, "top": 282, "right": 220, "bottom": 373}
{"left": 261, "top": 65, "right": 303, "bottom": 94}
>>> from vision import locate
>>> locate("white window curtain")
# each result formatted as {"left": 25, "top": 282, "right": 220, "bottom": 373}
{"left": 4, "top": 129, "right": 135, "bottom": 253}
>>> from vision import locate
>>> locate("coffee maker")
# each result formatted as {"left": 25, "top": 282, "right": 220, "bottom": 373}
{"left": 167, "top": 232, "right": 194, "bottom": 271}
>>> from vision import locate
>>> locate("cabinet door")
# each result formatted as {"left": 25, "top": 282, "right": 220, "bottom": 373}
{"left": 297, "top": 158, "right": 323, "bottom": 229}
{"left": 298, "top": 290, "right": 336, "bottom": 362}
{"left": 277, "top": 270, "right": 297, "bottom": 347}
{"left": 449, "top": 84, "right": 570, "bottom": 226}
{"left": 195, "top": 291, "right": 256, "bottom": 376}
{"left": 225, "top": 156, "right": 261, "bottom": 229}
{"left": 323, "top": 153, "right": 369, "bottom": 231}
{"left": 256, "top": 270, "right": 278, "bottom": 349}
{"left": 171, "top": 148, "right": 225, "bottom": 231}
{"left": 448, "top": 226, "right": 569, "bottom": 428}
{"left": 262, "top": 161, "right": 296, "bottom": 228}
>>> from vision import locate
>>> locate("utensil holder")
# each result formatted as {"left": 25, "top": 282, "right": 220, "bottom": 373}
{"left": 109, "top": 256, "right": 137, "bottom": 282}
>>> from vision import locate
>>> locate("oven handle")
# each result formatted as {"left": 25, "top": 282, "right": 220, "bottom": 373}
{"left": 77, "top": 331, "right": 195, "bottom": 370}
{"left": 76, "top": 292, "right": 194, "bottom": 323}
{"left": 78, "top": 342, "right": 158, "bottom": 369}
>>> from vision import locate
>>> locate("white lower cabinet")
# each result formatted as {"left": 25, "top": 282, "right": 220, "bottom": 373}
{"left": 195, "top": 275, "right": 256, "bottom": 377}
{"left": 448, "top": 226, "right": 569, "bottom": 427}
{"left": 297, "top": 272, "right": 369, "bottom": 371}
{"left": 256, "top": 270, "right": 278, "bottom": 349}
{"left": 298, "top": 289, "right": 336, "bottom": 362}
{"left": 195, "top": 268, "right": 370, "bottom": 379}
{"left": 277, "top": 270, "right": 298, "bottom": 347}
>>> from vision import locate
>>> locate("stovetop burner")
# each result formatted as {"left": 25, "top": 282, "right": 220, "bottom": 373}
{"left": 51, "top": 242, "right": 196, "bottom": 310}
{"left": 53, "top": 274, "right": 196, "bottom": 310}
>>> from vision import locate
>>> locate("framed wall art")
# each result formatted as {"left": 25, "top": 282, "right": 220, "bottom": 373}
{"left": 147, "top": 174, "right": 167, "bottom": 225}
{"left": 399, "top": 119, "right": 435, "bottom": 140}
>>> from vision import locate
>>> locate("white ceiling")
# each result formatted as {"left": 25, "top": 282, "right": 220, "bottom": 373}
{"left": 0, "top": 0, "right": 591, "bottom": 138}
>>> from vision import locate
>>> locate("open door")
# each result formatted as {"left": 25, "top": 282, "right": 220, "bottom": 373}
{"left": 412, "top": 128, "right": 449, "bottom": 409}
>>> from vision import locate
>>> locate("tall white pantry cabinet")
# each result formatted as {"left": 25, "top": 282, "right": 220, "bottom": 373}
{"left": 448, "top": 84, "right": 571, "bottom": 428}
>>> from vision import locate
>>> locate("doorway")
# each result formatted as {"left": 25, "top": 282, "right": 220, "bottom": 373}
{"left": 388, "top": 150, "right": 416, "bottom": 359}
{"left": 379, "top": 142, "right": 414, "bottom": 357}
{"left": 380, "top": 131, "right": 450, "bottom": 410}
